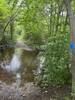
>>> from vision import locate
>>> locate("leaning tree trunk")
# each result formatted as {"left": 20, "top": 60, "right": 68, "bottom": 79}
{"left": 64, "top": 0, "right": 75, "bottom": 95}
{"left": 10, "top": 19, "right": 14, "bottom": 40}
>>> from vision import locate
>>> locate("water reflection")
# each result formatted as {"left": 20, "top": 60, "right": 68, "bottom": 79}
{"left": 10, "top": 54, "right": 21, "bottom": 73}
{"left": 0, "top": 47, "right": 38, "bottom": 85}
{"left": 37, "top": 56, "right": 45, "bottom": 74}
{"left": 0, "top": 54, "right": 21, "bottom": 73}
{"left": 16, "top": 73, "right": 21, "bottom": 88}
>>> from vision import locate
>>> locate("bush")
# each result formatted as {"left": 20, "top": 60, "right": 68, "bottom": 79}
{"left": 39, "top": 34, "right": 71, "bottom": 87}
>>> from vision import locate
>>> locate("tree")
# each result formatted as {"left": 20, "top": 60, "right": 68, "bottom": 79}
{"left": 37, "top": 0, "right": 71, "bottom": 88}
{"left": 64, "top": 0, "right": 75, "bottom": 96}
{"left": 0, "top": 0, "right": 10, "bottom": 39}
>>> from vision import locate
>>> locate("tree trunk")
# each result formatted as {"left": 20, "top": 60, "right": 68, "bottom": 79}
{"left": 10, "top": 20, "right": 14, "bottom": 40}
{"left": 64, "top": 0, "right": 75, "bottom": 95}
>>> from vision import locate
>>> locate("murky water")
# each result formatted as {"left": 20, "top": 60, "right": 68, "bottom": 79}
{"left": 0, "top": 47, "right": 38, "bottom": 85}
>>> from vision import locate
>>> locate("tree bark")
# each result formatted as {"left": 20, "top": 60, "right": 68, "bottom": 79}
{"left": 64, "top": 0, "right": 75, "bottom": 95}
{"left": 10, "top": 18, "right": 14, "bottom": 40}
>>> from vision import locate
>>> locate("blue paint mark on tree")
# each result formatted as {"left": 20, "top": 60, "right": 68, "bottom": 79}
{"left": 70, "top": 41, "right": 74, "bottom": 49}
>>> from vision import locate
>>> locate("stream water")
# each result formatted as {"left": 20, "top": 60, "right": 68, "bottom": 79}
{"left": 0, "top": 47, "right": 39, "bottom": 85}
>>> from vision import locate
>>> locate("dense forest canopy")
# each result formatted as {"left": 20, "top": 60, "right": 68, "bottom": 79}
{"left": 0, "top": 0, "right": 69, "bottom": 42}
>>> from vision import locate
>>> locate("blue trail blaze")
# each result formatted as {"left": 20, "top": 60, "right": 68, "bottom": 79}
{"left": 70, "top": 41, "right": 74, "bottom": 49}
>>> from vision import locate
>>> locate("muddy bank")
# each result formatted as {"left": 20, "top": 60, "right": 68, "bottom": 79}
{"left": 0, "top": 81, "right": 41, "bottom": 100}
{"left": 0, "top": 81, "right": 71, "bottom": 100}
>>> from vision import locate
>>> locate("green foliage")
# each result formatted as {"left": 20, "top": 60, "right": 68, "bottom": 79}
{"left": 40, "top": 33, "right": 71, "bottom": 87}
{"left": 0, "top": 0, "right": 9, "bottom": 16}
{"left": 0, "top": 0, "right": 10, "bottom": 40}
{"left": 19, "top": 0, "right": 48, "bottom": 45}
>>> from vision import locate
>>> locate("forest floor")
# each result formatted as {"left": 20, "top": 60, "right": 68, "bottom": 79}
{"left": 0, "top": 81, "right": 71, "bottom": 100}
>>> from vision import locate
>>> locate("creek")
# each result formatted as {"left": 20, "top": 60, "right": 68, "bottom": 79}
{"left": 0, "top": 42, "right": 44, "bottom": 86}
